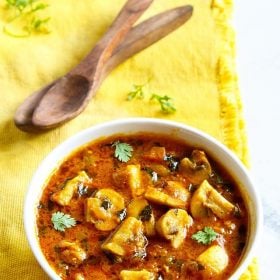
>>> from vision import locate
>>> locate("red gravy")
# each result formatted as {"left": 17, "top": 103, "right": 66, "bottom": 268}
{"left": 37, "top": 133, "right": 248, "bottom": 280}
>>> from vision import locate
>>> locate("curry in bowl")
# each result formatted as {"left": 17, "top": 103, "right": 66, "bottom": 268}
{"left": 36, "top": 132, "right": 248, "bottom": 280}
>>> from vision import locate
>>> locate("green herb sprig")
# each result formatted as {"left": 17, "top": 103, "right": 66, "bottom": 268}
{"left": 191, "top": 227, "right": 218, "bottom": 245}
{"left": 51, "top": 211, "right": 76, "bottom": 232}
{"left": 127, "top": 84, "right": 145, "bottom": 101}
{"left": 4, "top": 0, "right": 50, "bottom": 38}
{"left": 150, "top": 94, "right": 176, "bottom": 114}
{"left": 126, "top": 82, "right": 176, "bottom": 114}
{"left": 112, "top": 141, "right": 133, "bottom": 162}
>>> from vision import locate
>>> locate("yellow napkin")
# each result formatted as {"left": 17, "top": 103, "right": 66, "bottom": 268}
{"left": 0, "top": 0, "right": 258, "bottom": 279}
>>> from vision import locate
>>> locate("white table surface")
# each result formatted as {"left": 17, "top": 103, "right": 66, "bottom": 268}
{"left": 235, "top": 0, "right": 280, "bottom": 278}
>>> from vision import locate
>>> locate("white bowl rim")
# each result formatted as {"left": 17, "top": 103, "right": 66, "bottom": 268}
{"left": 24, "top": 117, "right": 263, "bottom": 280}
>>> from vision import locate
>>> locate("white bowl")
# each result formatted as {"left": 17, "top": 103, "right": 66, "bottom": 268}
{"left": 24, "top": 118, "right": 262, "bottom": 280}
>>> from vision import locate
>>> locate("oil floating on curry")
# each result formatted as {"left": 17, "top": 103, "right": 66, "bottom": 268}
{"left": 37, "top": 133, "right": 248, "bottom": 280}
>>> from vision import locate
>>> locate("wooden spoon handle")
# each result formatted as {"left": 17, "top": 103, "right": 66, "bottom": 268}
{"left": 71, "top": 0, "right": 153, "bottom": 79}
{"left": 104, "top": 5, "right": 193, "bottom": 76}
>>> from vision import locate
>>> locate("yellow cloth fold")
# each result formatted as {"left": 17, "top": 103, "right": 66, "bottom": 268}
{"left": 0, "top": 0, "right": 257, "bottom": 279}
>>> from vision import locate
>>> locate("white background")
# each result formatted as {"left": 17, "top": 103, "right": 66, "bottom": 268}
{"left": 235, "top": 0, "right": 280, "bottom": 278}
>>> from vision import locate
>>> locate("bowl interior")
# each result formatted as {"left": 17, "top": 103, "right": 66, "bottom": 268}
{"left": 24, "top": 118, "right": 262, "bottom": 280}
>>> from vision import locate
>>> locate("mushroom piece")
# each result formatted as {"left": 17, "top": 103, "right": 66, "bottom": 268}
{"left": 56, "top": 240, "right": 86, "bottom": 266}
{"left": 179, "top": 150, "right": 212, "bottom": 185}
{"left": 145, "top": 181, "right": 190, "bottom": 209}
{"left": 85, "top": 188, "right": 125, "bottom": 231}
{"left": 190, "top": 180, "right": 235, "bottom": 219}
{"left": 197, "top": 245, "right": 228, "bottom": 277}
{"left": 142, "top": 146, "right": 166, "bottom": 162}
{"left": 74, "top": 273, "right": 85, "bottom": 280}
{"left": 101, "top": 217, "right": 147, "bottom": 260}
{"left": 127, "top": 198, "right": 156, "bottom": 236}
{"left": 156, "top": 209, "right": 193, "bottom": 248}
{"left": 148, "top": 164, "right": 170, "bottom": 177}
{"left": 113, "top": 164, "right": 145, "bottom": 197}
{"left": 120, "top": 269, "right": 155, "bottom": 280}
{"left": 52, "top": 171, "right": 91, "bottom": 206}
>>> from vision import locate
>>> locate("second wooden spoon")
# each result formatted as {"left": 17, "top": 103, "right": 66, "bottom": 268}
{"left": 15, "top": 4, "right": 193, "bottom": 132}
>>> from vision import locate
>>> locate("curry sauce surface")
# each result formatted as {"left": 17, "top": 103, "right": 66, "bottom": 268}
{"left": 37, "top": 133, "right": 248, "bottom": 280}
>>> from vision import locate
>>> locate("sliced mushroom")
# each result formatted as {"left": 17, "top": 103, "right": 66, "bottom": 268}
{"left": 120, "top": 269, "right": 155, "bottom": 280}
{"left": 144, "top": 181, "right": 190, "bottom": 209}
{"left": 127, "top": 198, "right": 156, "bottom": 236}
{"left": 52, "top": 171, "right": 91, "bottom": 206}
{"left": 74, "top": 273, "right": 85, "bottom": 280}
{"left": 56, "top": 240, "right": 86, "bottom": 266}
{"left": 156, "top": 209, "right": 193, "bottom": 248}
{"left": 179, "top": 150, "right": 212, "bottom": 185}
{"left": 149, "top": 164, "right": 170, "bottom": 177}
{"left": 113, "top": 164, "right": 145, "bottom": 197}
{"left": 101, "top": 217, "right": 147, "bottom": 259}
{"left": 85, "top": 188, "right": 125, "bottom": 231}
{"left": 197, "top": 245, "right": 228, "bottom": 277}
{"left": 142, "top": 146, "right": 166, "bottom": 162}
{"left": 190, "top": 180, "right": 235, "bottom": 219}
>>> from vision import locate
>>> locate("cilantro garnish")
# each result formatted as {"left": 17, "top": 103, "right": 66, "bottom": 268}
{"left": 4, "top": 0, "right": 50, "bottom": 38}
{"left": 191, "top": 227, "right": 218, "bottom": 245}
{"left": 112, "top": 141, "right": 133, "bottom": 162}
{"left": 126, "top": 81, "right": 176, "bottom": 114}
{"left": 51, "top": 211, "right": 76, "bottom": 232}
{"left": 150, "top": 94, "right": 176, "bottom": 114}
{"left": 127, "top": 84, "right": 145, "bottom": 101}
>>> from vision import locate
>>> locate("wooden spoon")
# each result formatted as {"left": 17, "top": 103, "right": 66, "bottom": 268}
{"left": 30, "top": 0, "right": 153, "bottom": 129}
{"left": 14, "top": 4, "right": 193, "bottom": 132}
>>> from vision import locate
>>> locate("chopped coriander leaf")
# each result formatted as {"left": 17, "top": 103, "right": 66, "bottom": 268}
{"left": 4, "top": 0, "right": 50, "bottom": 38}
{"left": 51, "top": 211, "right": 76, "bottom": 232}
{"left": 192, "top": 227, "right": 218, "bottom": 245}
{"left": 127, "top": 84, "right": 145, "bottom": 101}
{"left": 5, "top": 0, "right": 49, "bottom": 15}
{"left": 28, "top": 17, "right": 50, "bottom": 32}
{"left": 150, "top": 94, "right": 176, "bottom": 114}
{"left": 112, "top": 141, "right": 133, "bottom": 162}
{"left": 6, "top": 0, "right": 31, "bottom": 12}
